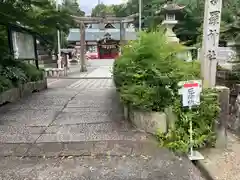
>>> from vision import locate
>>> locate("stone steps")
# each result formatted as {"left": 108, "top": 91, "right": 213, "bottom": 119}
{"left": 45, "top": 121, "right": 131, "bottom": 133}
{"left": 36, "top": 129, "right": 147, "bottom": 143}
{"left": 0, "top": 130, "right": 155, "bottom": 158}
{"left": 29, "top": 138, "right": 157, "bottom": 157}
{"left": 0, "top": 145, "right": 205, "bottom": 180}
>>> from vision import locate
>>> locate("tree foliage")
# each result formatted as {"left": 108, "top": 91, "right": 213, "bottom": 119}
{"left": 91, "top": 0, "right": 240, "bottom": 45}
{"left": 0, "top": 0, "right": 72, "bottom": 32}
{"left": 91, "top": 3, "right": 115, "bottom": 17}
{"left": 0, "top": 0, "right": 84, "bottom": 52}
{"left": 62, "top": 0, "right": 85, "bottom": 16}
{"left": 0, "top": 0, "right": 85, "bottom": 93}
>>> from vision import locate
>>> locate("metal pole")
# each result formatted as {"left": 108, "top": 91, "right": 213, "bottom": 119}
{"left": 189, "top": 106, "right": 193, "bottom": 157}
{"left": 139, "top": 0, "right": 142, "bottom": 31}
{"left": 56, "top": 0, "right": 61, "bottom": 69}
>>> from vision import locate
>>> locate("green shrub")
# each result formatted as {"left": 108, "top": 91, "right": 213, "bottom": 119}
{"left": 114, "top": 30, "right": 199, "bottom": 111}
{"left": 113, "top": 30, "right": 220, "bottom": 153}
{"left": 0, "top": 55, "right": 17, "bottom": 67}
{"left": 0, "top": 75, "right": 13, "bottom": 93}
{"left": 156, "top": 89, "right": 220, "bottom": 153}
{"left": 16, "top": 62, "right": 44, "bottom": 82}
{"left": 1, "top": 66, "right": 27, "bottom": 86}
{"left": 0, "top": 57, "right": 44, "bottom": 92}
{"left": 0, "top": 65, "right": 13, "bottom": 92}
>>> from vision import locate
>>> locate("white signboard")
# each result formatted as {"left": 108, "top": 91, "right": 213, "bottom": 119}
{"left": 216, "top": 47, "right": 236, "bottom": 63}
{"left": 178, "top": 80, "right": 202, "bottom": 107}
{"left": 12, "top": 31, "right": 35, "bottom": 59}
{"left": 199, "top": 47, "right": 236, "bottom": 63}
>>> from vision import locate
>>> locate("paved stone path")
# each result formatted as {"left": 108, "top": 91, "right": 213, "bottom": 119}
{"left": 66, "top": 59, "right": 113, "bottom": 78}
{"left": 0, "top": 60, "right": 204, "bottom": 179}
{"left": 198, "top": 132, "right": 240, "bottom": 180}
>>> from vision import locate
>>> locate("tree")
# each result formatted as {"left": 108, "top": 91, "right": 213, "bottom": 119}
{"left": 174, "top": 0, "right": 240, "bottom": 45}
{"left": 90, "top": 0, "right": 240, "bottom": 45}
{"left": 59, "top": 0, "right": 85, "bottom": 48}
{"left": 220, "top": 0, "right": 240, "bottom": 41}
{"left": 174, "top": 0, "right": 205, "bottom": 46}
{"left": 91, "top": 3, "right": 114, "bottom": 17}
{"left": 0, "top": 0, "right": 80, "bottom": 53}
{"left": 62, "top": 0, "right": 85, "bottom": 16}
{"left": 111, "top": 4, "right": 128, "bottom": 17}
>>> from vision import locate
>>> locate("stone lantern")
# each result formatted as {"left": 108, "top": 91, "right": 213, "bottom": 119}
{"left": 160, "top": 0, "right": 185, "bottom": 43}
{"left": 157, "top": 1, "right": 196, "bottom": 61}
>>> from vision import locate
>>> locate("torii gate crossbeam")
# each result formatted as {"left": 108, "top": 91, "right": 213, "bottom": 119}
{"left": 72, "top": 14, "right": 138, "bottom": 72}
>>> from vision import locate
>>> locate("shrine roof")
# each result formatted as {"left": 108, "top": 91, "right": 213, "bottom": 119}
{"left": 67, "top": 28, "right": 137, "bottom": 42}
{"left": 89, "top": 23, "right": 121, "bottom": 29}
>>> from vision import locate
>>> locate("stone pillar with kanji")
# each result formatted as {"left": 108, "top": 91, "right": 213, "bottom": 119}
{"left": 201, "top": 0, "right": 223, "bottom": 87}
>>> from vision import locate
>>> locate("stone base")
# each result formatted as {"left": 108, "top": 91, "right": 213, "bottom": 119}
{"left": 230, "top": 93, "right": 240, "bottom": 132}
{"left": 0, "top": 79, "right": 47, "bottom": 105}
{"left": 129, "top": 109, "right": 167, "bottom": 134}
{"left": 122, "top": 104, "right": 175, "bottom": 135}
{"left": 215, "top": 86, "right": 229, "bottom": 148}
{"left": 0, "top": 88, "right": 20, "bottom": 104}
{"left": 19, "top": 80, "right": 47, "bottom": 97}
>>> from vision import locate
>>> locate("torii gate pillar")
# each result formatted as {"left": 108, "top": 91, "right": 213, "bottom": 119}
{"left": 80, "top": 22, "right": 87, "bottom": 72}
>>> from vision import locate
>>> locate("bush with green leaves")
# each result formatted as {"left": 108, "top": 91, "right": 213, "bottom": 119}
{"left": 113, "top": 30, "right": 220, "bottom": 153}
{"left": 16, "top": 62, "right": 44, "bottom": 82}
{"left": 0, "top": 75, "right": 13, "bottom": 93}
{"left": 156, "top": 89, "right": 220, "bottom": 153}
{"left": 114, "top": 31, "right": 184, "bottom": 111}
{"left": 0, "top": 58, "right": 44, "bottom": 92}
{"left": 0, "top": 65, "right": 11, "bottom": 92}
{"left": 114, "top": 30, "right": 200, "bottom": 111}
{"left": 1, "top": 66, "right": 27, "bottom": 86}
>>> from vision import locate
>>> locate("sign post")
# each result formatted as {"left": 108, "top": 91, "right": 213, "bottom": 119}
{"left": 201, "top": 0, "right": 223, "bottom": 88}
{"left": 178, "top": 80, "right": 204, "bottom": 161}
{"left": 198, "top": 47, "right": 236, "bottom": 64}
{"left": 216, "top": 47, "right": 236, "bottom": 63}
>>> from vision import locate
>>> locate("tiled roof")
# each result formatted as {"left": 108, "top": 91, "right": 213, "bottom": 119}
{"left": 67, "top": 28, "right": 137, "bottom": 41}
{"left": 89, "top": 23, "right": 121, "bottom": 29}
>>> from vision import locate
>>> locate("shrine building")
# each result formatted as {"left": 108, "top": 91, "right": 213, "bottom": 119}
{"left": 67, "top": 23, "right": 137, "bottom": 59}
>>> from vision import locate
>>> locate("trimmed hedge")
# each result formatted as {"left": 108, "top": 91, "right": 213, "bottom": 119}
{"left": 113, "top": 31, "right": 200, "bottom": 111}
{"left": 113, "top": 30, "right": 220, "bottom": 153}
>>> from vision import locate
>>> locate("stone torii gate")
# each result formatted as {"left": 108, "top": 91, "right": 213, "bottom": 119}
{"left": 72, "top": 14, "right": 138, "bottom": 72}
